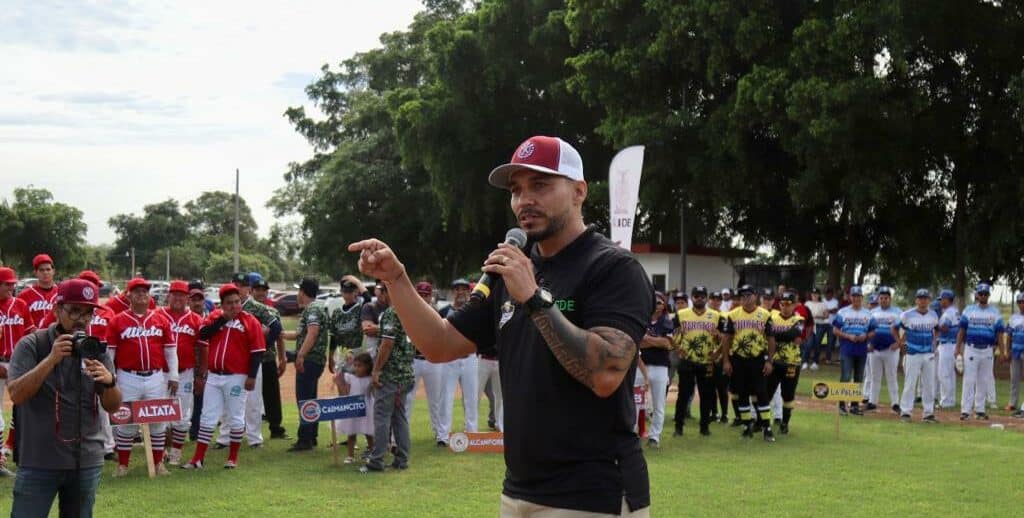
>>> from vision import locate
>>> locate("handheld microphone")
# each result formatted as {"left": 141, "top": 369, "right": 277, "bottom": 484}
{"left": 470, "top": 227, "right": 528, "bottom": 304}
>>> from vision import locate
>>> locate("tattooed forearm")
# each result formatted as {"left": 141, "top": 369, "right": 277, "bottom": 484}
{"left": 530, "top": 306, "right": 637, "bottom": 397}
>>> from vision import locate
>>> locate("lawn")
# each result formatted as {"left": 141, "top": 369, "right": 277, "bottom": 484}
{"left": 2, "top": 317, "right": 1021, "bottom": 516}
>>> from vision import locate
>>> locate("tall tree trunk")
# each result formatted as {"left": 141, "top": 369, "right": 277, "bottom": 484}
{"left": 953, "top": 170, "right": 969, "bottom": 310}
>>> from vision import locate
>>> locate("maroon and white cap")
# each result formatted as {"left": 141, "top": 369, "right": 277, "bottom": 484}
{"left": 488, "top": 136, "right": 584, "bottom": 189}
{"left": 55, "top": 279, "right": 102, "bottom": 308}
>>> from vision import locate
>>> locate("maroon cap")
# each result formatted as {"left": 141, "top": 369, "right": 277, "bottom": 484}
{"left": 0, "top": 267, "right": 17, "bottom": 284}
{"left": 169, "top": 280, "right": 189, "bottom": 294}
{"left": 219, "top": 284, "right": 240, "bottom": 300}
{"left": 488, "top": 136, "right": 584, "bottom": 189}
{"left": 415, "top": 281, "right": 433, "bottom": 296}
{"left": 189, "top": 288, "right": 205, "bottom": 298}
{"left": 78, "top": 270, "right": 101, "bottom": 288}
{"left": 55, "top": 279, "right": 102, "bottom": 308}
{"left": 33, "top": 254, "right": 54, "bottom": 269}
{"left": 126, "top": 277, "right": 151, "bottom": 292}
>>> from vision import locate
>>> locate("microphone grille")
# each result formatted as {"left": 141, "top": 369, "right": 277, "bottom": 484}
{"left": 505, "top": 228, "right": 528, "bottom": 249}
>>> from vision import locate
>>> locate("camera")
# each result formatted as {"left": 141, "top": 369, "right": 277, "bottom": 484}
{"left": 71, "top": 331, "right": 108, "bottom": 361}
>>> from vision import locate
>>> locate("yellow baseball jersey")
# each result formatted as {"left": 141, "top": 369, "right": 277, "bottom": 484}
{"left": 723, "top": 306, "right": 773, "bottom": 359}
{"left": 674, "top": 308, "right": 723, "bottom": 364}
{"left": 769, "top": 310, "right": 805, "bottom": 365}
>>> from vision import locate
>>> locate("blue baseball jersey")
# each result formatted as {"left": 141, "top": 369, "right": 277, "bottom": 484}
{"left": 937, "top": 306, "right": 960, "bottom": 343}
{"left": 958, "top": 304, "right": 1004, "bottom": 347}
{"left": 898, "top": 309, "right": 938, "bottom": 354}
{"left": 833, "top": 307, "right": 877, "bottom": 357}
{"left": 1008, "top": 314, "right": 1024, "bottom": 359}
{"left": 870, "top": 305, "right": 901, "bottom": 348}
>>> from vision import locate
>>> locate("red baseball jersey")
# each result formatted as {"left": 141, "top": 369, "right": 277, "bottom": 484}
{"left": 40, "top": 305, "right": 114, "bottom": 341}
{"left": 158, "top": 307, "right": 204, "bottom": 371}
{"left": 105, "top": 293, "right": 156, "bottom": 315}
{"left": 17, "top": 285, "right": 57, "bottom": 328}
{"left": 107, "top": 309, "right": 175, "bottom": 372}
{"left": 202, "top": 309, "right": 265, "bottom": 375}
{"left": 0, "top": 296, "right": 34, "bottom": 359}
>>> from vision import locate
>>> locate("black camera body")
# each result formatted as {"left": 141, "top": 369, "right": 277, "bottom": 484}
{"left": 71, "top": 331, "right": 108, "bottom": 361}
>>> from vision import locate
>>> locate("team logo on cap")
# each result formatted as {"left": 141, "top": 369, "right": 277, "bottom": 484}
{"left": 516, "top": 141, "right": 536, "bottom": 160}
{"left": 82, "top": 286, "right": 95, "bottom": 300}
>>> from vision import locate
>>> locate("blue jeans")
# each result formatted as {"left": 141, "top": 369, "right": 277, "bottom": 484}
{"left": 11, "top": 465, "right": 102, "bottom": 518}
{"left": 296, "top": 360, "right": 324, "bottom": 443}
{"left": 802, "top": 324, "right": 829, "bottom": 364}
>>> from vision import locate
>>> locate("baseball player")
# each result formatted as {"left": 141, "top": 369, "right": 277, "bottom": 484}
{"left": 896, "top": 289, "right": 940, "bottom": 422}
{"left": 832, "top": 286, "right": 876, "bottom": 416}
{"left": 766, "top": 292, "right": 804, "bottom": 435}
{"left": 16, "top": 254, "right": 57, "bottom": 328}
{"left": 182, "top": 284, "right": 264, "bottom": 470}
{"left": 956, "top": 283, "right": 1004, "bottom": 420}
{"left": 404, "top": 282, "right": 449, "bottom": 444}
{"left": 721, "top": 284, "right": 777, "bottom": 441}
{"left": 430, "top": 281, "right": 480, "bottom": 444}
{"left": 215, "top": 273, "right": 280, "bottom": 449}
{"left": 867, "top": 287, "right": 901, "bottom": 413}
{"left": 674, "top": 286, "right": 723, "bottom": 437}
{"left": 0, "top": 267, "right": 34, "bottom": 476}
{"left": 935, "top": 290, "right": 959, "bottom": 408}
{"left": 106, "top": 278, "right": 178, "bottom": 477}
{"left": 159, "top": 281, "right": 206, "bottom": 465}
{"left": 1007, "top": 293, "right": 1024, "bottom": 417}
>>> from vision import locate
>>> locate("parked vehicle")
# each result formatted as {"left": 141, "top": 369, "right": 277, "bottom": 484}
{"left": 273, "top": 292, "right": 300, "bottom": 316}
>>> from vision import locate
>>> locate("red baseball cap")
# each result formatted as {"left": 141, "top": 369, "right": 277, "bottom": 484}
{"left": 0, "top": 267, "right": 17, "bottom": 284}
{"left": 219, "top": 283, "right": 240, "bottom": 300}
{"left": 78, "top": 270, "right": 101, "bottom": 288}
{"left": 33, "top": 254, "right": 54, "bottom": 270}
{"left": 55, "top": 279, "right": 102, "bottom": 308}
{"left": 415, "top": 281, "right": 433, "bottom": 296}
{"left": 488, "top": 136, "right": 584, "bottom": 189}
{"left": 169, "top": 280, "right": 190, "bottom": 294}
{"left": 126, "top": 277, "right": 151, "bottom": 292}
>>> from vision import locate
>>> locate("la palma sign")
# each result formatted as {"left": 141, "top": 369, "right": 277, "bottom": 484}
{"left": 110, "top": 398, "right": 182, "bottom": 425}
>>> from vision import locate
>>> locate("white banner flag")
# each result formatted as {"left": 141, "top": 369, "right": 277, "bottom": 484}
{"left": 608, "top": 146, "right": 645, "bottom": 250}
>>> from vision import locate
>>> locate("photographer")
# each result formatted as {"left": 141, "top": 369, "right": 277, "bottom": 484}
{"left": 7, "top": 279, "right": 122, "bottom": 518}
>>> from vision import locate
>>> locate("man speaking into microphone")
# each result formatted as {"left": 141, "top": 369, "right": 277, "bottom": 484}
{"left": 349, "top": 135, "right": 653, "bottom": 517}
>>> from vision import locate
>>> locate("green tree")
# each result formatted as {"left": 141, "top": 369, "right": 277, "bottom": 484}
{"left": 184, "top": 191, "right": 259, "bottom": 249}
{"left": 0, "top": 186, "right": 88, "bottom": 273}
{"left": 108, "top": 199, "right": 190, "bottom": 277}
{"left": 204, "top": 252, "right": 283, "bottom": 284}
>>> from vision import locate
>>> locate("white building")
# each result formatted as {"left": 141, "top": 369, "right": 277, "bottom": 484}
{"left": 631, "top": 243, "right": 753, "bottom": 293}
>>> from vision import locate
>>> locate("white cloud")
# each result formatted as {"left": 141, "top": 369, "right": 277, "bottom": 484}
{"left": 0, "top": 0, "right": 423, "bottom": 244}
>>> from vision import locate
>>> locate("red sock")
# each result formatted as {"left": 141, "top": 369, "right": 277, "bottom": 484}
{"left": 117, "top": 449, "right": 131, "bottom": 466}
{"left": 153, "top": 449, "right": 164, "bottom": 465}
{"left": 4, "top": 428, "right": 14, "bottom": 450}
{"left": 190, "top": 442, "right": 209, "bottom": 464}
{"left": 171, "top": 440, "right": 184, "bottom": 450}
{"left": 228, "top": 441, "right": 241, "bottom": 463}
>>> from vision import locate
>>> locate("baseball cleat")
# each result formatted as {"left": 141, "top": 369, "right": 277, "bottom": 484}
{"left": 923, "top": 415, "right": 938, "bottom": 423}
{"left": 900, "top": 414, "right": 912, "bottom": 422}
{"left": 891, "top": 404, "right": 901, "bottom": 414}
{"left": 975, "top": 413, "right": 989, "bottom": 420}
{"left": 779, "top": 423, "right": 789, "bottom": 435}
{"left": 1011, "top": 410, "right": 1024, "bottom": 418}
{"left": 959, "top": 413, "right": 970, "bottom": 421}
{"left": 864, "top": 403, "right": 878, "bottom": 411}
{"left": 180, "top": 461, "right": 204, "bottom": 470}
{"left": 763, "top": 428, "right": 775, "bottom": 442}
{"left": 113, "top": 465, "right": 130, "bottom": 478}
{"left": 155, "top": 463, "right": 171, "bottom": 476}
{"left": 223, "top": 460, "right": 237, "bottom": 469}
{"left": 741, "top": 425, "right": 754, "bottom": 439}
{"left": 165, "top": 448, "right": 182, "bottom": 466}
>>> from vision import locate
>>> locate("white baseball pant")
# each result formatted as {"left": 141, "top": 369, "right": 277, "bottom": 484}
{"left": 404, "top": 358, "right": 446, "bottom": 440}
{"left": 1010, "top": 354, "right": 1023, "bottom": 409}
{"left": 936, "top": 343, "right": 957, "bottom": 408}
{"left": 439, "top": 354, "right": 478, "bottom": 438}
{"left": 0, "top": 362, "right": 8, "bottom": 446}
{"left": 900, "top": 353, "right": 936, "bottom": 417}
{"left": 477, "top": 356, "right": 503, "bottom": 432}
{"left": 169, "top": 369, "right": 195, "bottom": 444}
{"left": 638, "top": 365, "right": 669, "bottom": 442}
{"left": 115, "top": 370, "right": 169, "bottom": 453}
{"left": 868, "top": 348, "right": 900, "bottom": 406}
{"left": 961, "top": 346, "right": 994, "bottom": 415}
{"left": 863, "top": 353, "right": 873, "bottom": 400}
{"left": 200, "top": 373, "right": 249, "bottom": 430}
{"left": 218, "top": 365, "right": 262, "bottom": 445}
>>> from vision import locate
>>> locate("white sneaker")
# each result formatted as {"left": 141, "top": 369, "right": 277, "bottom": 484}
{"left": 113, "top": 465, "right": 130, "bottom": 478}
{"left": 810, "top": 363, "right": 819, "bottom": 371}
{"left": 165, "top": 448, "right": 182, "bottom": 466}
{"left": 801, "top": 362, "right": 809, "bottom": 370}
{"left": 155, "top": 463, "right": 171, "bottom": 476}
{"left": 180, "top": 460, "right": 204, "bottom": 470}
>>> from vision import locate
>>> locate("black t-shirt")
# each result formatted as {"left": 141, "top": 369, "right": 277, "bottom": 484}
{"left": 640, "top": 315, "right": 674, "bottom": 367}
{"left": 448, "top": 227, "right": 653, "bottom": 514}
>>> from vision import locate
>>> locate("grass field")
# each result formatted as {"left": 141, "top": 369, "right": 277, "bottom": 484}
{"left": 2, "top": 316, "right": 1022, "bottom": 516}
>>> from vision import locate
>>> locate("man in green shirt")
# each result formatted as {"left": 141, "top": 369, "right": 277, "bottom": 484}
{"left": 284, "top": 277, "right": 330, "bottom": 452}
{"left": 361, "top": 287, "right": 414, "bottom": 472}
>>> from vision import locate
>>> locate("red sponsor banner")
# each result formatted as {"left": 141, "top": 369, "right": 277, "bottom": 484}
{"left": 110, "top": 398, "right": 182, "bottom": 425}
{"left": 448, "top": 432, "right": 504, "bottom": 453}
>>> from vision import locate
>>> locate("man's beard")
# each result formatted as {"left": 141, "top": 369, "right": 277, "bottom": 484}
{"left": 522, "top": 208, "right": 569, "bottom": 242}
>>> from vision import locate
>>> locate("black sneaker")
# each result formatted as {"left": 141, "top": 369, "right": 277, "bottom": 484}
{"left": 960, "top": 413, "right": 970, "bottom": 421}
{"left": 923, "top": 415, "right": 938, "bottom": 424}
{"left": 719, "top": 415, "right": 729, "bottom": 424}
{"left": 763, "top": 428, "right": 776, "bottom": 443}
{"left": 838, "top": 404, "right": 849, "bottom": 416}
{"left": 673, "top": 425, "right": 683, "bottom": 437}
{"left": 850, "top": 406, "right": 864, "bottom": 416}
{"left": 213, "top": 443, "right": 228, "bottom": 450}
{"left": 646, "top": 438, "right": 660, "bottom": 449}
{"left": 389, "top": 461, "right": 409, "bottom": 470}
{"left": 752, "top": 421, "right": 763, "bottom": 433}
{"left": 864, "top": 403, "right": 878, "bottom": 411}
{"left": 436, "top": 440, "right": 448, "bottom": 448}
{"left": 269, "top": 431, "right": 291, "bottom": 440}
{"left": 779, "top": 422, "right": 789, "bottom": 435}
{"left": 772, "top": 418, "right": 782, "bottom": 428}
{"left": 286, "top": 442, "right": 314, "bottom": 452}
{"left": 1011, "top": 410, "right": 1024, "bottom": 419}
{"left": 975, "top": 413, "right": 989, "bottom": 421}
{"left": 891, "top": 404, "right": 901, "bottom": 414}
{"left": 699, "top": 425, "right": 711, "bottom": 436}
{"left": 104, "top": 452, "right": 115, "bottom": 461}
{"left": 730, "top": 418, "right": 744, "bottom": 427}
{"left": 741, "top": 425, "right": 754, "bottom": 439}
{"left": 900, "top": 414, "right": 911, "bottom": 422}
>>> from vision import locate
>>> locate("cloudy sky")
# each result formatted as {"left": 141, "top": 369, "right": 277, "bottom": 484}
{"left": 1, "top": 0, "right": 423, "bottom": 244}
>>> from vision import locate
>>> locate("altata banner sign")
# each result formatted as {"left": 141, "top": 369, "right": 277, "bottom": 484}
{"left": 110, "top": 398, "right": 182, "bottom": 425}
{"left": 298, "top": 395, "right": 368, "bottom": 423}
{"left": 608, "top": 145, "right": 645, "bottom": 251}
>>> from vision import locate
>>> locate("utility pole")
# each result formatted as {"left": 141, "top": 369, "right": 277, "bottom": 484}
{"left": 130, "top": 246, "right": 135, "bottom": 279}
{"left": 165, "top": 249, "right": 170, "bottom": 280}
{"left": 234, "top": 168, "right": 240, "bottom": 272}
